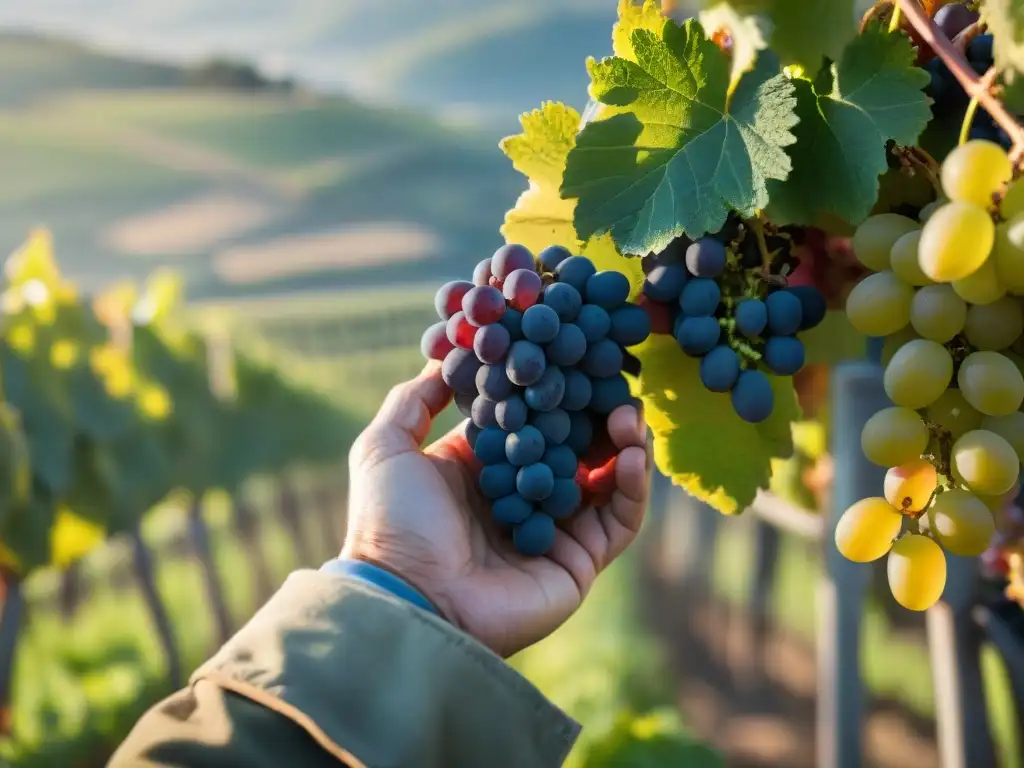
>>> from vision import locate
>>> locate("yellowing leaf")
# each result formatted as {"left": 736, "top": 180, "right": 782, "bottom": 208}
{"left": 138, "top": 383, "right": 173, "bottom": 421}
{"left": 135, "top": 268, "right": 184, "bottom": 325}
{"left": 633, "top": 334, "right": 798, "bottom": 515}
{"left": 500, "top": 102, "right": 645, "bottom": 299}
{"left": 500, "top": 101, "right": 581, "bottom": 190}
{"left": 5, "top": 229, "right": 60, "bottom": 288}
{"left": 612, "top": 0, "right": 668, "bottom": 62}
{"left": 50, "top": 506, "right": 105, "bottom": 568}
{"left": 50, "top": 339, "right": 80, "bottom": 370}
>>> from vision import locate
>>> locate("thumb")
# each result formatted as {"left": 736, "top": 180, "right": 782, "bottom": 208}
{"left": 352, "top": 361, "right": 452, "bottom": 467}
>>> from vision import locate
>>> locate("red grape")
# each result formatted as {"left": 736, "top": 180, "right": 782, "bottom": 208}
{"left": 446, "top": 311, "right": 478, "bottom": 349}
{"left": 473, "top": 258, "right": 493, "bottom": 286}
{"left": 503, "top": 269, "right": 542, "bottom": 311}
{"left": 462, "top": 285, "right": 506, "bottom": 326}
{"left": 473, "top": 323, "right": 512, "bottom": 364}
{"left": 492, "top": 244, "right": 535, "bottom": 280}
{"left": 421, "top": 321, "right": 455, "bottom": 360}
{"left": 434, "top": 280, "right": 474, "bottom": 320}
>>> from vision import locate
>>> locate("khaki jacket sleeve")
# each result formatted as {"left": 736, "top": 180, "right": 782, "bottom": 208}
{"left": 109, "top": 570, "right": 581, "bottom": 768}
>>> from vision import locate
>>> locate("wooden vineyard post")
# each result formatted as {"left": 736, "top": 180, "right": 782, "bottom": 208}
{"left": 129, "top": 529, "right": 183, "bottom": 688}
{"left": 817, "top": 362, "right": 887, "bottom": 768}
{"left": 748, "top": 519, "right": 781, "bottom": 687}
{"left": 0, "top": 567, "right": 23, "bottom": 736}
{"left": 187, "top": 496, "right": 233, "bottom": 646}
{"left": 234, "top": 497, "right": 277, "bottom": 610}
{"left": 973, "top": 604, "right": 1024, "bottom": 749}
{"left": 926, "top": 556, "right": 996, "bottom": 768}
{"left": 109, "top": 314, "right": 184, "bottom": 688}
{"left": 277, "top": 480, "right": 315, "bottom": 567}
{"left": 58, "top": 560, "right": 83, "bottom": 622}
{"left": 205, "top": 329, "right": 276, "bottom": 616}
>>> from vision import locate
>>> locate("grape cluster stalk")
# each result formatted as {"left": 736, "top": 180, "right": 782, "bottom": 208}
{"left": 421, "top": 244, "right": 651, "bottom": 557}
{"left": 637, "top": 218, "right": 827, "bottom": 423}
{"left": 842, "top": 137, "right": 1024, "bottom": 611}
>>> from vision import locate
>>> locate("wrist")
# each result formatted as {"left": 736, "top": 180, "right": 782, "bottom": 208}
{"left": 323, "top": 556, "right": 445, "bottom": 619}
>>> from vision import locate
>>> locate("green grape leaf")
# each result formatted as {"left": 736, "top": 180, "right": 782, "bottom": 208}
{"left": 632, "top": 335, "right": 798, "bottom": 515}
{"left": 0, "top": 404, "right": 30, "bottom": 532}
{"left": 765, "top": 24, "right": 932, "bottom": 227}
{"left": 0, "top": 492, "right": 56, "bottom": 573}
{"left": 717, "top": 0, "right": 858, "bottom": 73}
{"left": 3, "top": 345, "right": 76, "bottom": 496}
{"left": 561, "top": 18, "right": 798, "bottom": 255}
{"left": 500, "top": 103, "right": 645, "bottom": 298}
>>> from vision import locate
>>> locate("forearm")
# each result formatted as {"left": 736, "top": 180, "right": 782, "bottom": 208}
{"left": 110, "top": 570, "right": 580, "bottom": 768}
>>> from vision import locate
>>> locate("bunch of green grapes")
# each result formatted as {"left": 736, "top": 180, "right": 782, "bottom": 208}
{"left": 841, "top": 139, "right": 1024, "bottom": 611}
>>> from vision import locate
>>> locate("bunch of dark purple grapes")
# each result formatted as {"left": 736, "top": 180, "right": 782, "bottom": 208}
{"left": 639, "top": 226, "right": 826, "bottom": 424}
{"left": 420, "top": 243, "right": 651, "bottom": 556}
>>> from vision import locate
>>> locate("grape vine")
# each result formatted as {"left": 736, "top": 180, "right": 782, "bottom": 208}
{"left": 0, "top": 231, "right": 357, "bottom": 722}
{"left": 493, "top": 0, "right": 1024, "bottom": 609}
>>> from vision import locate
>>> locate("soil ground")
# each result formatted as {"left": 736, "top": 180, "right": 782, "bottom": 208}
{"left": 639, "top": 555, "right": 940, "bottom": 768}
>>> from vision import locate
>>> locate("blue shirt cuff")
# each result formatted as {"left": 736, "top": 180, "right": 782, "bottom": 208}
{"left": 321, "top": 558, "right": 441, "bottom": 618}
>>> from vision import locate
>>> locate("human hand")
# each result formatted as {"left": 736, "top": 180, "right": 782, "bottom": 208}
{"left": 341, "top": 361, "right": 650, "bottom": 658}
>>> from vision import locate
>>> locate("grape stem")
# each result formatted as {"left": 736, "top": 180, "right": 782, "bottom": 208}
{"left": 894, "top": 0, "right": 1024, "bottom": 163}
{"left": 888, "top": 3, "right": 903, "bottom": 33}
{"left": 746, "top": 217, "right": 773, "bottom": 277}
{"left": 958, "top": 67, "right": 998, "bottom": 147}
{"left": 895, "top": 144, "right": 943, "bottom": 195}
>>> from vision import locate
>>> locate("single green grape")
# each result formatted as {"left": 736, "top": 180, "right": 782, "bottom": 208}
{"left": 909, "top": 284, "right": 966, "bottom": 343}
{"left": 951, "top": 428, "right": 1020, "bottom": 496}
{"left": 928, "top": 489, "right": 996, "bottom": 557}
{"left": 884, "top": 339, "right": 953, "bottom": 410}
{"left": 994, "top": 216, "right": 1024, "bottom": 292}
{"left": 881, "top": 325, "right": 920, "bottom": 368}
{"left": 918, "top": 202, "right": 995, "bottom": 283}
{"left": 890, "top": 230, "right": 933, "bottom": 286}
{"left": 941, "top": 139, "right": 1013, "bottom": 208}
{"left": 861, "top": 406, "right": 929, "bottom": 468}
{"left": 964, "top": 296, "right": 1024, "bottom": 351}
{"left": 926, "top": 389, "right": 983, "bottom": 441}
{"left": 1000, "top": 178, "right": 1024, "bottom": 219}
{"left": 958, "top": 351, "right": 1024, "bottom": 416}
{"left": 852, "top": 213, "right": 920, "bottom": 272}
{"left": 845, "top": 271, "right": 913, "bottom": 337}
{"left": 952, "top": 256, "right": 1005, "bottom": 305}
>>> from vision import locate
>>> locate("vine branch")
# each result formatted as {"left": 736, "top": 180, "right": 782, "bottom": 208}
{"left": 894, "top": 0, "right": 1024, "bottom": 162}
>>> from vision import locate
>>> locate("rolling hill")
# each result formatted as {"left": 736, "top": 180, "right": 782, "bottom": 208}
{"left": 1, "top": 1, "right": 618, "bottom": 129}
{"left": 0, "top": 33, "right": 532, "bottom": 301}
